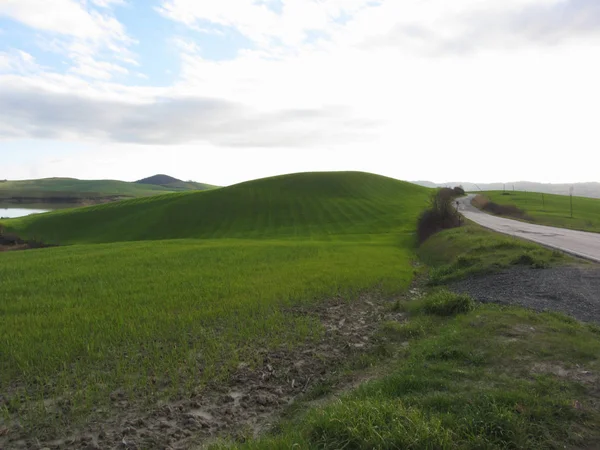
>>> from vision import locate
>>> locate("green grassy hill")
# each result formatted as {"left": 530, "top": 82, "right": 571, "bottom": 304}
{"left": 482, "top": 191, "right": 600, "bottom": 233}
{"left": 5, "top": 171, "right": 430, "bottom": 244}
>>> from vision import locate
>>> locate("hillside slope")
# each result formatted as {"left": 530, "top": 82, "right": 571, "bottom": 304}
{"left": 5, "top": 172, "right": 431, "bottom": 244}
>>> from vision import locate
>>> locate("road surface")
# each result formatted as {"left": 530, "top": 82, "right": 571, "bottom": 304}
{"left": 456, "top": 195, "right": 600, "bottom": 263}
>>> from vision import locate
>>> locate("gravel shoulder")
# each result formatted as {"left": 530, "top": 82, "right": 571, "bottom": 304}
{"left": 451, "top": 266, "right": 600, "bottom": 324}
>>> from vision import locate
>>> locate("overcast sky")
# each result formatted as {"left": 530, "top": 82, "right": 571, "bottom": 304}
{"left": 1, "top": 0, "right": 598, "bottom": 185}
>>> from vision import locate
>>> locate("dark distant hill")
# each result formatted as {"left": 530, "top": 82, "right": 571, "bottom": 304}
{"left": 136, "top": 174, "right": 181, "bottom": 186}
{"left": 412, "top": 181, "right": 600, "bottom": 199}
{"left": 136, "top": 174, "right": 216, "bottom": 192}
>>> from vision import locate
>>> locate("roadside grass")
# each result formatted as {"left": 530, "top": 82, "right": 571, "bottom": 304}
{"left": 216, "top": 292, "right": 600, "bottom": 449}
{"left": 0, "top": 235, "right": 415, "bottom": 439}
{"left": 418, "top": 223, "right": 567, "bottom": 284}
{"left": 3, "top": 172, "right": 430, "bottom": 244}
{"left": 481, "top": 191, "right": 600, "bottom": 233}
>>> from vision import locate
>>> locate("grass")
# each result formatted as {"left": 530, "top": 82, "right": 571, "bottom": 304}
{"left": 0, "top": 172, "right": 431, "bottom": 440}
{"left": 216, "top": 293, "right": 600, "bottom": 449}
{"left": 481, "top": 190, "right": 600, "bottom": 233}
{"left": 418, "top": 223, "right": 567, "bottom": 284}
{"left": 3, "top": 172, "right": 431, "bottom": 244}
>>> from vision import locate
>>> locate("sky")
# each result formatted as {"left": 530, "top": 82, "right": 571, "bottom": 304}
{"left": 1, "top": 0, "right": 599, "bottom": 186}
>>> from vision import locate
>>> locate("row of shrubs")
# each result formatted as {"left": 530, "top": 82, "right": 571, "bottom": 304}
{"left": 472, "top": 194, "right": 530, "bottom": 219}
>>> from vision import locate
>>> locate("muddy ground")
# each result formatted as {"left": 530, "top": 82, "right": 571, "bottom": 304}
{"left": 1, "top": 290, "right": 411, "bottom": 450}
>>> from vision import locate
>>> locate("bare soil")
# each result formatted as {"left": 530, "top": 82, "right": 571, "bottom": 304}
{"left": 1, "top": 291, "right": 410, "bottom": 450}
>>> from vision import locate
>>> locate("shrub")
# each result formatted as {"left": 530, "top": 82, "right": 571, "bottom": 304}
{"left": 472, "top": 195, "right": 530, "bottom": 219}
{"left": 453, "top": 186, "right": 466, "bottom": 196}
{"left": 511, "top": 253, "right": 548, "bottom": 269}
{"left": 417, "top": 189, "right": 462, "bottom": 243}
{"left": 421, "top": 291, "right": 474, "bottom": 317}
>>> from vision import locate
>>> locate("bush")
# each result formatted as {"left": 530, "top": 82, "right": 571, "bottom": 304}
{"left": 417, "top": 189, "right": 462, "bottom": 243}
{"left": 511, "top": 252, "right": 548, "bottom": 269}
{"left": 453, "top": 186, "right": 466, "bottom": 196}
{"left": 472, "top": 194, "right": 530, "bottom": 219}
{"left": 421, "top": 291, "right": 474, "bottom": 317}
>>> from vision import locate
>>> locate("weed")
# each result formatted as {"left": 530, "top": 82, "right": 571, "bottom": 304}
{"left": 511, "top": 252, "right": 549, "bottom": 268}
{"left": 420, "top": 291, "right": 475, "bottom": 316}
{"left": 379, "top": 317, "right": 434, "bottom": 341}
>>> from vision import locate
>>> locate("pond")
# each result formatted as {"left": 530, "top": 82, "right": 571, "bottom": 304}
{"left": 0, "top": 207, "right": 51, "bottom": 219}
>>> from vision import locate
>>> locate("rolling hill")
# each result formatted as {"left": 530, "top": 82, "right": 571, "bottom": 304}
{"left": 5, "top": 171, "right": 431, "bottom": 244}
{"left": 0, "top": 176, "right": 214, "bottom": 204}
{"left": 136, "top": 174, "right": 217, "bottom": 191}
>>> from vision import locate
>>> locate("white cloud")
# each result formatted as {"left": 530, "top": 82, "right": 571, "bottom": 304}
{"left": 0, "top": 50, "right": 41, "bottom": 74}
{"left": 354, "top": 0, "right": 600, "bottom": 54}
{"left": 92, "top": 0, "right": 126, "bottom": 8}
{"left": 0, "top": 0, "right": 135, "bottom": 80}
{"left": 158, "top": 0, "right": 376, "bottom": 47}
{"left": 0, "top": 0, "right": 127, "bottom": 41}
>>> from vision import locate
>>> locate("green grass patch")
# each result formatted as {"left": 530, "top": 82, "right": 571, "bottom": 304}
{"left": 217, "top": 302, "right": 600, "bottom": 449}
{"left": 0, "top": 235, "right": 417, "bottom": 436}
{"left": 419, "top": 223, "right": 566, "bottom": 284}
{"left": 483, "top": 190, "right": 600, "bottom": 233}
{"left": 417, "top": 290, "right": 474, "bottom": 316}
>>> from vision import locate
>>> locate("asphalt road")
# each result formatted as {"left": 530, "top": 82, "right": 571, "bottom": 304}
{"left": 456, "top": 195, "right": 600, "bottom": 263}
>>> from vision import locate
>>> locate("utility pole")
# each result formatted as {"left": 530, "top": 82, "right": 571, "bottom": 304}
{"left": 542, "top": 193, "right": 545, "bottom": 211}
{"left": 569, "top": 186, "right": 574, "bottom": 218}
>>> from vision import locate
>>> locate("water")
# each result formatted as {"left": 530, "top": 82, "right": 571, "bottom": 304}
{"left": 0, "top": 207, "right": 50, "bottom": 219}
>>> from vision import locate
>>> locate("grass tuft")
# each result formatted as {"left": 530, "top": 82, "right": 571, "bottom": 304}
{"left": 419, "top": 290, "right": 475, "bottom": 317}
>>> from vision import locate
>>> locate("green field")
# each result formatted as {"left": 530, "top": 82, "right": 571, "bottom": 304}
{"left": 482, "top": 190, "right": 600, "bottom": 233}
{"left": 0, "top": 172, "right": 431, "bottom": 441}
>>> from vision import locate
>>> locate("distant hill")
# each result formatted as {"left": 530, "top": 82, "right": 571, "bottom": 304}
{"left": 6, "top": 172, "right": 431, "bottom": 244}
{"left": 0, "top": 176, "right": 214, "bottom": 205}
{"left": 412, "top": 181, "right": 600, "bottom": 199}
{"left": 136, "top": 174, "right": 216, "bottom": 192}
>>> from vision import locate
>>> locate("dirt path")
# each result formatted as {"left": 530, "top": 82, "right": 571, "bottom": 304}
{"left": 457, "top": 195, "right": 600, "bottom": 262}
{"left": 451, "top": 266, "right": 600, "bottom": 324}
